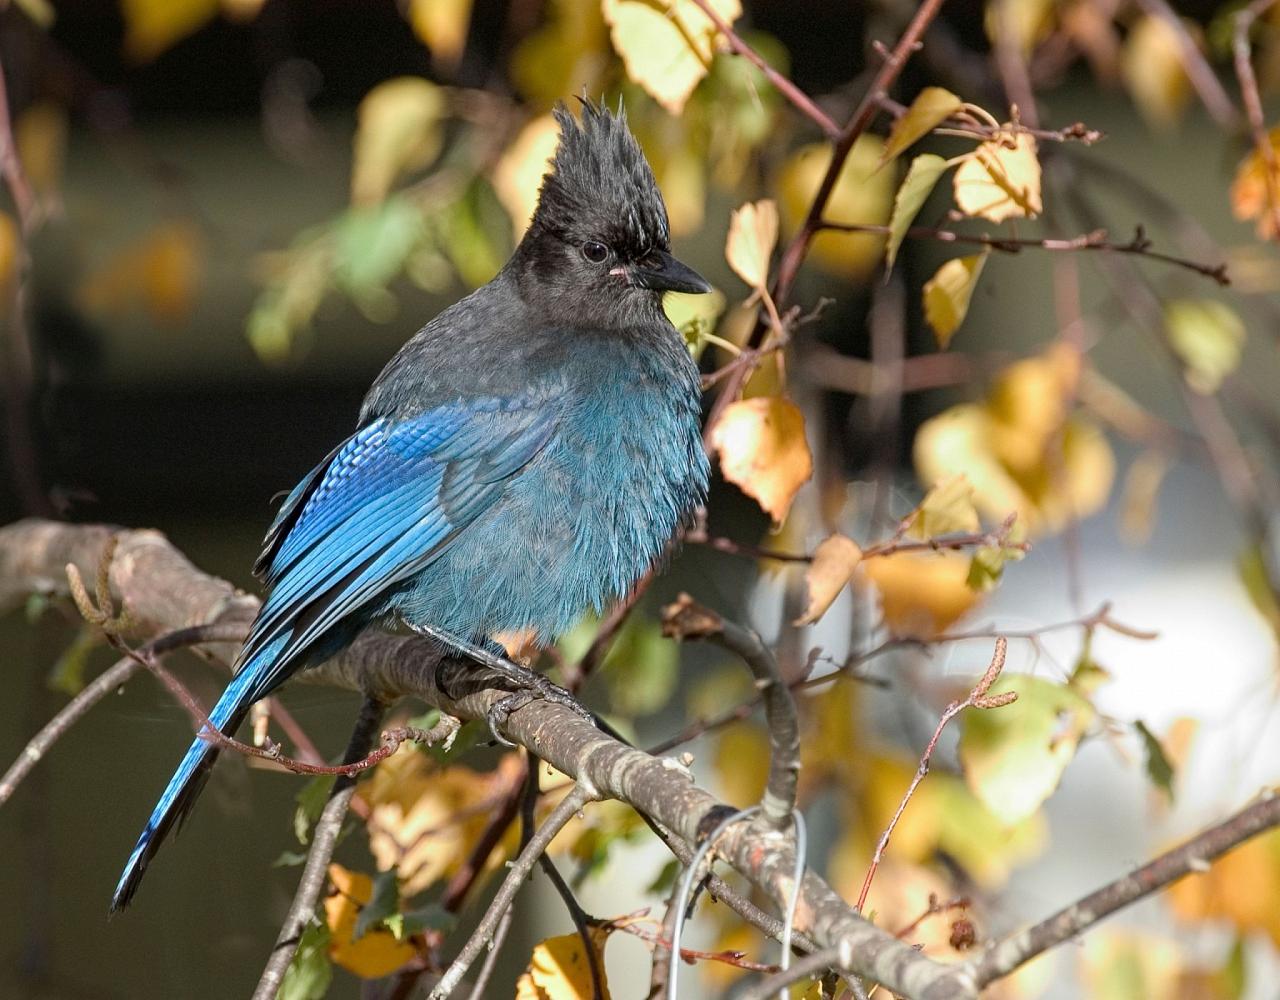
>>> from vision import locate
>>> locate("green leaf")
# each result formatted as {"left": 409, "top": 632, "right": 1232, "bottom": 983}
{"left": 886, "top": 153, "right": 948, "bottom": 271}
{"left": 646, "top": 858, "right": 680, "bottom": 896}
{"left": 602, "top": 619, "right": 678, "bottom": 717}
{"left": 279, "top": 920, "right": 333, "bottom": 1000}
{"left": 1133, "top": 719, "right": 1175, "bottom": 801}
{"left": 273, "top": 849, "right": 309, "bottom": 868}
{"left": 433, "top": 181, "right": 506, "bottom": 288}
{"left": 923, "top": 252, "right": 988, "bottom": 349}
{"left": 1164, "top": 298, "right": 1246, "bottom": 394}
{"left": 354, "top": 870, "right": 401, "bottom": 941}
{"left": 959, "top": 675, "right": 1094, "bottom": 824}
{"left": 388, "top": 903, "right": 456, "bottom": 941}
{"left": 665, "top": 287, "right": 726, "bottom": 361}
{"left": 881, "top": 87, "right": 962, "bottom": 163}
{"left": 48, "top": 626, "right": 99, "bottom": 696}
{"left": 24, "top": 592, "right": 49, "bottom": 623}
{"left": 336, "top": 197, "right": 426, "bottom": 295}
{"left": 293, "top": 774, "right": 336, "bottom": 845}
{"left": 965, "top": 543, "right": 1024, "bottom": 591}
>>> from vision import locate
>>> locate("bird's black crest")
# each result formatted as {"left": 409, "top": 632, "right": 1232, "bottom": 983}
{"left": 531, "top": 99, "right": 671, "bottom": 257}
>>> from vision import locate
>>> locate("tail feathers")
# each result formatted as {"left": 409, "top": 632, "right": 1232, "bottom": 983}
{"left": 110, "top": 647, "right": 275, "bottom": 913}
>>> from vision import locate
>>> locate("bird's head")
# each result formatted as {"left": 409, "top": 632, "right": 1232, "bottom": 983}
{"left": 513, "top": 99, "right": 710, "bottom": 326}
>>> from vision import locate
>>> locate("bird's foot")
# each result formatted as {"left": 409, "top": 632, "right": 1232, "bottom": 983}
{"left": 484, "top": 667, "right": 593, "bottom": 747}
{"left": 401, "top": 620, "right": 595, "bottom": 745}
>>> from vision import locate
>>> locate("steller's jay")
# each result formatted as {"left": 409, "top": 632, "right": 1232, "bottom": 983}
{"left": 111, "top": 100, "right": 711, "bottom": 911}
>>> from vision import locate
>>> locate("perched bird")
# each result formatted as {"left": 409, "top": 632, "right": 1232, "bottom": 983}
{"left": 111, "top": 100, "right": 711, "bottom": 911}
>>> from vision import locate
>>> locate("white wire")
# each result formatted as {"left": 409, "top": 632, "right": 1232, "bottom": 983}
{"left": 666, "top": 805, "right": 762, "bottom": 1000}
{"left": 777, "top": 808, "right": 807, "bottom": 1000}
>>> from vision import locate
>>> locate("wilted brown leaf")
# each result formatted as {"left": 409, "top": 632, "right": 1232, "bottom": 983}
{"left": 709, "top": 397, "right": 813, "bottom": 525}
{"left": 1230, "top": 126, "right": 1280, "bottom": 240}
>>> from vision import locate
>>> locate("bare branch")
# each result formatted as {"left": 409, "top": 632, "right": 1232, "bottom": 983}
{"left": 969, "top": 789, "right": 1280, "bottom": 987}
{"left": 251, "top": 695, "right": 385, "bottom": 1000}
{"left": 428, "top": 781, "right": 598, "bottom": 999}
{"left": 818, "top": 221, "right": 1230, "bottom": 286}
{"left": 738, "top": 945, "right": 849, "bottom": 1000}
{"left": 685, "top": 0, "right": 841, "bottom": 139}
{"left": 857, "top": 639, "right": 1013, "bottom": 911}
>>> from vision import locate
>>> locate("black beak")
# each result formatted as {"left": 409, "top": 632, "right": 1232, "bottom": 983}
{"left": 628, "top": 249, "right": 711, "bottom": 294}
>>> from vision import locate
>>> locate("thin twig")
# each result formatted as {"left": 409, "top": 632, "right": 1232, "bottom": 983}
{"left": 857, "top": 638, "right": 1014, "bottom": 911}
{"left": 706, "top": 0, "right": 949, "bottom": 435}
{"left": 818, "top": 221, "right": 1230, "bottom": 286}
{"left": 876, "top": 96, "right": 1104, "bottom": 144}
{"left": 1133, "top": 0, "right": 1240, "bottom": 128}
{"left": 685, "top": 0, "right": 840, "bottom": 139}
{"left": 1232, "top": 0, "right": 1280, "bottom": 238}
{"left": 738, "top": 945, "right": 850, "bottom": 1000}
{"left": 251, "top": 695, "right": 386, "bottom": 1000}
{"left": 0, "top": 621, "right": 246, "bottom": 807}
{"left": 969, "top": 789, "right": 1280, "bottom": 987}
{"left": 428, "top": 781, "right": 598, "bottom": 999}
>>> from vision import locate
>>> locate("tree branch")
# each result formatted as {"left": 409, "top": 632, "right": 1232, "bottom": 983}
{"left": 969, "top": 789, "right": 1280, "bottom": 987}
{"left": 251, "top": 695, "right": 385, "bottom": 1000}
{"left": 429, "top": 781, "right": 597, "bottom": 999}
{"left": 0, "top": 518, "right": 977, "bottom": 998}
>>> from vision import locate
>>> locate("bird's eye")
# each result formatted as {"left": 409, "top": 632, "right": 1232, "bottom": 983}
{"left": 582, "top": 241, "right": 609, "bottom": 264}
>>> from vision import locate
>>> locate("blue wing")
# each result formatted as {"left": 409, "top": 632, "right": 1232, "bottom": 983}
{"left": 111, "top": 392, "right": 559, "bottom": 911}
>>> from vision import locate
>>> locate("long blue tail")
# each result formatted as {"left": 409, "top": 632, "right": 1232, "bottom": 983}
{"left": 111, "top": 644, "right": 279, "bottom": 912}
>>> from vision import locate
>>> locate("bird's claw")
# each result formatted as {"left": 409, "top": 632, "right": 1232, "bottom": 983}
{"left": 484, "top": 670, "right": 594, "bottom": 747}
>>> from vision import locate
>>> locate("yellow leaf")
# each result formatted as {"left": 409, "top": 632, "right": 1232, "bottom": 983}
{"left": 923, "top": 253, "right": 988, "bottom": 348}
{"left": 665, "top": 287, "right": 727, "bottom": 359}
{"left": 886, "top": 153, "right": 948, "bottom": 271}
{"left": 709, "top": 397, "right": 813, "bottom": 525}
{"left": 15, "top": 102, "right": 66, "bottom": 201}
{"left": 511, "top": 0, "right": 607, "bottom": 106}
{"left": 1167, "top": 827, "right": 1280, "bottom": 946}
{"left": 78, "top": 220, "right": 204, "bottom": 328}
{"left": 1119, "top": 449, "right": 1170, "bottom": 545}
{"left": 860, "top": 550, "right": 982, "bottom": 639}
{"left": 1230, "top": 125, "right": 1280, "bottom": 240}
{"left": 121, "top": 0, "right": 218, "bottom": 62}
{"left": 959, "top": 675, "right": 1094, "bottom": 824}
{"left": 984, "top": 0, "right": 1055, "bottom": 55}
{"left": 794, "top": 533, "right": 862, "bottom": 625}
{"left": 492, "top": 113, "right": 561, "bottom": 241}
{"left": 953, "top": 132, "right": 1042, "bottom": 223}
{"left": 725, "top": 199, "right": 778, "bottom": 290}
{"left": 777, "top": 137, "right": 894, "bottom": 277}
{"left": 650, "top": 138, "right": 706, "bottom": 237}
{"left": 714, "top": 722, "right": 770, "bottom": 807}
{"left": 601, "top": 0, "right": 741, "bottom": 115}
{"left": 515, "top": 929, "right": 613, "bottom": 1000}
{"left": 0, "top": 212, "right": 18, "bottom": 294}
{"left": 1122, "top": 15, "right": 1194, "bottom": 130}
{"left": 324, "top": 864, "right": 417, "bottom": 979}
{"left": 408, "top": 0, "right": 474, "bottom": 71}
{"left": 1078, "top": 931, "right": 1183, "bottom": 1000}
{"left": 357, "top": 746, "right": 519, "bottom": 895}
{"left": 915, "top": 346, "right": 1114, "bottom": 536}
{"left": 881, "top": 88, "right": 962, "bottom": 163}
{"left": 933, "top": 772, "right": 1047, "bottom": 887}
{"left": 351, "top": 78, "right": 445, "bottom": 206}
{"left": 909, "top": 473, "right": 981, "bottom": 541}
{"left": 1164, "top": 299, "right": 1246, "bottom": 394}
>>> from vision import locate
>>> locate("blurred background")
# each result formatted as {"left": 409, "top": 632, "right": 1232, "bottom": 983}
{"left": 2, "top": 0, "right": 1280, "bottom": 997}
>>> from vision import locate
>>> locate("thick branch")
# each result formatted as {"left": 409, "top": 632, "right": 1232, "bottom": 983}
{"left": 0, "top": 518, "right": 973, "bottom": 999}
